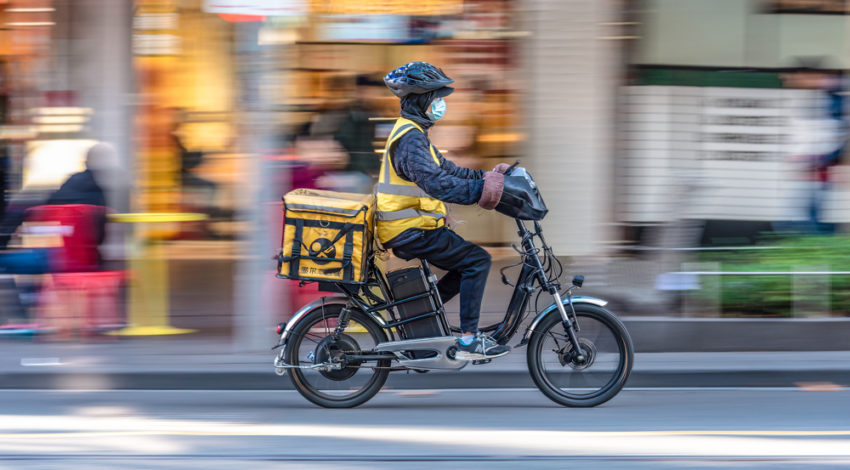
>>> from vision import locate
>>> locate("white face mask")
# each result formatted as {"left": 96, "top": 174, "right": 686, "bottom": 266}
{"left": 426, "top": 97, "right": 446, "bottom": 121}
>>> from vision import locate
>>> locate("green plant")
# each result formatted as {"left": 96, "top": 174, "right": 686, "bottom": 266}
{"left": 696, "top": 235, "right": 850, "bottom": 317}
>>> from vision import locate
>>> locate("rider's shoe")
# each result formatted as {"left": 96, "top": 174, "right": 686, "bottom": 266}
{"left": 455, "top": 334, "right": 511, "bottom": 361}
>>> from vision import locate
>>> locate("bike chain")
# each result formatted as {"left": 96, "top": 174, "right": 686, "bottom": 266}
{"left": 325, "top": 349, "right": 398, "bottom": 371}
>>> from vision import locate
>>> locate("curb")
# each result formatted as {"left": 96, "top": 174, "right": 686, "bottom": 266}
{"left": 622, "top": 318, "right": 850, "bottom": 352}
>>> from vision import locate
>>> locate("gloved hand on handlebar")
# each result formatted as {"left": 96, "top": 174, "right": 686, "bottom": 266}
{"left": 478, "top": 162, "right": 512, "bottom": 209}
{"left": 478, "top": 170, "right": 504, "bottom": 210}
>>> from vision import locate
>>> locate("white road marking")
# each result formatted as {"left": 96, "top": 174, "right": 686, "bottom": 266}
{"left": 0, "top": 416, "right": 847, "bottom": 457}
{"left": 19, "top": 358, "right": 63, "bottom": 367}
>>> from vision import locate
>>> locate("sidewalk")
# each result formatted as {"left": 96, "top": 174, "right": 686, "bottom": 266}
{"left": 1, "top": 338, "right": 847, "bottom": 390}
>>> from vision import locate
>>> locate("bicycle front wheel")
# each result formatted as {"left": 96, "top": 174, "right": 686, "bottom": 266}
{"left": 527, "top": 304, "right": 633, "bottom": 407}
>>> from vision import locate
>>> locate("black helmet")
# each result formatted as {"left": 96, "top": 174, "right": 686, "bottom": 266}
{"left": 383, "top": 62, "right": 454, "bottom": 98}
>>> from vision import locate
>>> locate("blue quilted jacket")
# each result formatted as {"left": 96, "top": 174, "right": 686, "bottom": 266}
{"left": 382, "top": 98, "right": 485, "bottom": 246}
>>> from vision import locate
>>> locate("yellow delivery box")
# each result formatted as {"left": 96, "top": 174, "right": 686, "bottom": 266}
{"left": 278, "top": 189, "right": 374, "bottom": 284}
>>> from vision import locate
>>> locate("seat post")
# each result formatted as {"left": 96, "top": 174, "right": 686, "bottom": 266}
{"left": 420, "top": 259, "right": 433, "bottom": 278}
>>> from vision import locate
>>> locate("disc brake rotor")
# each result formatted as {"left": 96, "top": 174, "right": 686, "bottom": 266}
{"left": 314, "top": 333, "right": 362, "bottom": 381}
{"left": 557, "top": 338, "right": 597, "bottom": 371}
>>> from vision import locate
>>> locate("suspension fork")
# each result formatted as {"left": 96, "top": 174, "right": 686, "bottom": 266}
{"left": 551, "top": 291, "right": 586, "bottom": 360}
{"left": 519, "top": 220, "right": 586, "bottom": 360}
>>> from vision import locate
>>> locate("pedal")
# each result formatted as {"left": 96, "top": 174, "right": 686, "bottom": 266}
{"left": 472, "top": 359, "right": 492, "bottom": 366}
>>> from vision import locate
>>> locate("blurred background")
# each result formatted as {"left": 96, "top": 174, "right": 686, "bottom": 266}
{"left": 0, "top": 0, "right": 849, "bottom": 346}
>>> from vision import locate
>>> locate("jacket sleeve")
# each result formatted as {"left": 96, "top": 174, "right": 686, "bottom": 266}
{"left": 393, "top": 131, "right": 484, "bottom": 205}
{"left": 437, "top": 149, "right": 485, "bottom": 180}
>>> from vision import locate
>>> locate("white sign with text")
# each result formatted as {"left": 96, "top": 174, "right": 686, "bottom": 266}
{"left": 203, "top": 0, "right": 304, "bottom": 16}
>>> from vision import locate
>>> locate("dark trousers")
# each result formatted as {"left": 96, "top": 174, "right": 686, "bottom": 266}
{"left": 392, "top": 227, "right": 491, "bottom": 334}
{"left": 806, "top": 181, "right": 836, "bottom": 234}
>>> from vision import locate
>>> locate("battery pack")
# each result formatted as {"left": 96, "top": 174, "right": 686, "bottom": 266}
{"left": 385, "top": 267, "right": 444, "bottom": 339}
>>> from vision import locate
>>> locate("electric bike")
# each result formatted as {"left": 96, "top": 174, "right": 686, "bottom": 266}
{"left": 273, "top": 165, "right": 634, "bottom": 408}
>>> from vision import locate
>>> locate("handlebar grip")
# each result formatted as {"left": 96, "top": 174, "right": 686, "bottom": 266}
{"left": 504, "top": 160, "right": 520, "bottom": 175}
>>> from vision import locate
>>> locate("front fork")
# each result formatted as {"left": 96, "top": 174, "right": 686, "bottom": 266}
{"left": 551, "top": 291, "right": 586, "bottom": 362}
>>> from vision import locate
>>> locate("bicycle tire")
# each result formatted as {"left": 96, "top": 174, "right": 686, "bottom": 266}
{"left": 527, "top": 304, "right": 633, "bottom": 407}
{"left": 285, "top": 305, "right": 390, "bottom": 408}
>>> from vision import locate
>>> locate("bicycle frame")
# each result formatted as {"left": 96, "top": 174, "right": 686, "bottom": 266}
{"left": 487, "top": 219, "right": 552, "bottom": 345}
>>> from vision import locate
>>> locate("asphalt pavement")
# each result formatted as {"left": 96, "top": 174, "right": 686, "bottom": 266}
{"left": 0, "top": 338, "right": 848, "bottom": 390}
{"left": 0, "top": 388, "right": 848, "bottom": 469}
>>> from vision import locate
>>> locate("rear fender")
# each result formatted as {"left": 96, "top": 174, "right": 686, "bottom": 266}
{"left": 277, "top": 295, "right": 349, "bottom": 348}
{"left": 518, "top": 296, "right": 608, "bottom": 346}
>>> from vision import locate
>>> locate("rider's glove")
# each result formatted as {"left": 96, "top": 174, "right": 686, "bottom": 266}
{"left": 478, "top": 171, "right": 504, "bottom": 210}
{"left": 493, "top": 163, "right": 511, "bottom": 174}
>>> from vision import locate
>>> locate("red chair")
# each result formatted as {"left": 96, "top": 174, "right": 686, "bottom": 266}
{"left": 24, "top": 205, "right": 124, "bottom": 339}
{"left": 45, "top": 271, "right": 125, "bottom": 338}
{"left": 25, "top": 204, "right": 105, "bottom": 273}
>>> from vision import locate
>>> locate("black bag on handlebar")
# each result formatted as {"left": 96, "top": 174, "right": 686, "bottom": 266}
{"left": 495, "top": 173, "right": 548, "bottom": 221}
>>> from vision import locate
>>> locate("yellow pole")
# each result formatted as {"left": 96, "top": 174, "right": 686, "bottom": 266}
{"left": 108, "top": 212, "right": 206, "bottom": 336}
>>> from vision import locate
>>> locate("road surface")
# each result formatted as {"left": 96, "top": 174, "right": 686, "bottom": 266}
{"left": 0, "top": 388, "right": 848, "bottom": 469}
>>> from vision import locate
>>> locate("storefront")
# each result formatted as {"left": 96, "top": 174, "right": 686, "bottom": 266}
{"left": 131, "top": 0, "right": 527, "bottom": 241}
{"left": 623, "top": 0, "right": 850, "bottom": 234}
{"left": 134, "top": 0, "right": 627, "bottom": 257}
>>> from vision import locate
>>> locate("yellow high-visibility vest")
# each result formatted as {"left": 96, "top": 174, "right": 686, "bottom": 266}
{"left": 376, "top": 117, "right": 447, "bottom": 244}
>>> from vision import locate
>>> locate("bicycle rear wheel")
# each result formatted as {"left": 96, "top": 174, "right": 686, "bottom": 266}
{"left": 527, "top": 304, "right": 633, "bottom": 407}
{"left": 285, "top": 304, "right": 390, "bottom": 408}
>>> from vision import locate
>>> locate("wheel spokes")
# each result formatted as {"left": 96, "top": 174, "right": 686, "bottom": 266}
{"left": 293, "top": 315, "right": 384, "bottom": 400}
{"left": 538, "top": 315, "right": 624, "bottom": 398}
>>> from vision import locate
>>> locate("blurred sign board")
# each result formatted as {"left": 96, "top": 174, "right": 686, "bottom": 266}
{"left": 765, "top": 0, "right": 850, "bottom": 14}
{"left": 203, "top": 0, "right": 460, "bottom": 16}
{"left": 698, "top": 91, "right": 790, "bottom": 162}
{"left": 310, "top": 0, "right": 461, "bottom": 15}
{"left": 134, "top": 1, "right": 180, "bottom": 55}
{"left": 317, "top": 15, "right": 411, "bottom": 42}
{"left": 621, "top": 86, "right": 850, "bottom": 223}
{"left": 203, "top": 0, "right": 304, "bottom": 16}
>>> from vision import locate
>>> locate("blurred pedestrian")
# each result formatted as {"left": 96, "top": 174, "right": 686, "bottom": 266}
{"left": 291, "top": 97, "right": 370, "bottom": 193}
{"left": 170, "top": 109, "right": 216, "bottom": 199}
{"left": 335, "top": 75, "right": 383, "bottom": 178}
{"left": 168, "top": 108, "right": 228, "bottom": 239}
{"left": 0, "top": 61, "right": 9, "bottom": 222}
{"left": 0, "top": 142, "right": 116, "bottom": 252}
{"left": 784, "top": 59, "right": 846, "bottom": 234}
{"left": 42, "top": 142, "right": 119, "bottom": 264}
{"left": 46, "top": 143, "right": 111, "bottom": 207}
